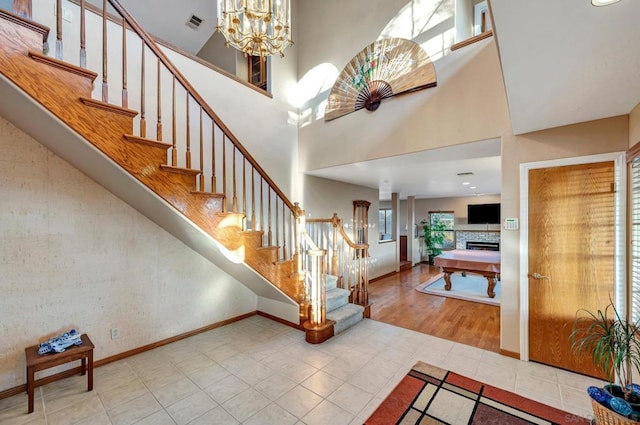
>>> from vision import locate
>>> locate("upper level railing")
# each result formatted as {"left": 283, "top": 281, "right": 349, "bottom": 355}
{"left": 306, "top": 214, "right": 370, "bottom": 308}
{"left": 40, "top": 0, "right": 297, "bottom": 261}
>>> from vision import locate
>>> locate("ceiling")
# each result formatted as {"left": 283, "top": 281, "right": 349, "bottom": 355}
{"left": 115, "top": 0, "right": 640, "bottom": 201}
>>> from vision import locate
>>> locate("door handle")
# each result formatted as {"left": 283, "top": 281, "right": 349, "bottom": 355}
{"left": 531, "top": 272, "right": 549, "bottom": 280}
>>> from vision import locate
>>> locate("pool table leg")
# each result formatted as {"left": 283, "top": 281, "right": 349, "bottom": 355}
{"left": 443, "top": 272, "right": 452, "bottom": 291}
{"left": 486, "top": 276, "right": 497, "bottom": 298}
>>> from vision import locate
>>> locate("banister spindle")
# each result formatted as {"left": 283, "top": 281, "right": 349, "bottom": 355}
{"left": 56, "top": 0, "right": 62, "bottom": 60}
{"left": 232, "top": 146, "right": 237, "bottom": 212}
{"left": 222, "top": 136, "right": 227, "bottom": 212}
{"left": 139, "top": 43, "right": 145, "bottom": 136}
{"left": 260, "top": 178, "right": 264, "bottom": 234}
{"left": 156, "top": 59, "right": 162, "bottom": 141}
{"left": 282, "top": 202, "right": 287, "bottom": 260}
{"left": 268, "top": 187, "right": 272, "bottom": 246}
{"left": 121, "top": 17, "right": 128, "bottom": 108}
{"left": 242, "top": 159, "right": 247, "bottom": 223}
{"left": 171, "top": 76, "right": 177, "bottom": 166}
{"left": 101, "top": 0, "right": 108, "bottom": 102}
{"left": 186, "top": 94, "right": 191, "bottom": 169}
{"left": 251, "top": 166, "right": 256, "bottom": 230}
{"left": 275, "top": 197, "right": 279, "bottom": 255}
{"left": 199, "top": 107, "right": 204, "bottom": 191}
{"left": 80, "top": 0, "right": 86, "bottom": 67}
{"left": 211, "top": 124, "right": 216, "bottom": 192}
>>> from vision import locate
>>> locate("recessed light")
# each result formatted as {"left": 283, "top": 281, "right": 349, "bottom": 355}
{"left": 462, "top": 182, "right": 470, "bottom": 185}
{"left": 470, "top": 186, "right": 477, "bottom": 189}
{"left": 591, "top": 0, "right": 621, "bottom": 6}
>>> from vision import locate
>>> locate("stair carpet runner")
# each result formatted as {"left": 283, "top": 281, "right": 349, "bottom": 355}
{"left": 325, "top": 275, "right": 365, "bottom": 334}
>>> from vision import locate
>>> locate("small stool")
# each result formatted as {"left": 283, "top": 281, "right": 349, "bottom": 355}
{"left": 24, "top": 334, "right": 94, "bottom": 413}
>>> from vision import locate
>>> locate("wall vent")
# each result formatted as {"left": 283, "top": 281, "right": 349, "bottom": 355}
{"left": 457, "top": 172, "right": 474, "bottom": 176}
{"left": 186, "top": 15, "right": 203, "bottom": 30}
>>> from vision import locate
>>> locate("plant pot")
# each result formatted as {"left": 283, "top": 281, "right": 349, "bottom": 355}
{"left": 591, "top": 399, "right": 639, "bottom": 425}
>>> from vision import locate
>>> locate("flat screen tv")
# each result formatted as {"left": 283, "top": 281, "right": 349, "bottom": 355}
{"left": 467, "top": 203, "right": 500, "bottom": 224}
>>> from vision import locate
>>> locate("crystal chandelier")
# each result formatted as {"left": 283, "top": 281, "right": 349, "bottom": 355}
{"left": 216, "top": 0, "right": 293, "bottom": 57}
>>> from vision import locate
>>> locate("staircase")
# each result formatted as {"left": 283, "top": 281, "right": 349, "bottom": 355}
{"left": 326, "top": 275, "right": 365, "bottom": 334}
{"left": 0, "top": 1, "right": 369, "bottom": 342}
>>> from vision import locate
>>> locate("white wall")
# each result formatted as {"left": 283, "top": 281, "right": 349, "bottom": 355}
{"left": 197, "top": 32, "right": 239, "bottom": 75}
{"left": 302, "top": 176, "right": 396, "bottom": 278}
{"left": 0, "top": 117, "right": 257, "bottom": 392}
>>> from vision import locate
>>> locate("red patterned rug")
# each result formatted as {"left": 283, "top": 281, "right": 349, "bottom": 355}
{"left": 365, "top": 361, "right": 591, "bottom": 425}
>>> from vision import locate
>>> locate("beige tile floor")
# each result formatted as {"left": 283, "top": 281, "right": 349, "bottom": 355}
{"left": 0, "top": 316, "right": 605, "bottom": 425}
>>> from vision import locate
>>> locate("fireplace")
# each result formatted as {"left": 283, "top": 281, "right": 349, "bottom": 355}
{"left": 466, "top": 241, "right": 499, "bottom": 251}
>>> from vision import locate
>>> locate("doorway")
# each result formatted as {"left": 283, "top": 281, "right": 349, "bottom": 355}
{"left": 519, "top": 153, "right": 626, "bottom": 376}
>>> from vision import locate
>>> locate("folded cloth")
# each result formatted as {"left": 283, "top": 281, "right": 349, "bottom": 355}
{"left": 38, "top": 329, "right": 82, "bottom": 355}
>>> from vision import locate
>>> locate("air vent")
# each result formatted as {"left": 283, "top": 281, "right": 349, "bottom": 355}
{"left": 186, "top": 15, "right": 203, "bottom": 30}
{"left": 457, "top": 172, "right": 474, "bottom": 176}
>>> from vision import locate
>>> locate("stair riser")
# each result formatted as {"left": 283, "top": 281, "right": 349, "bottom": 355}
{"left": 326, "top": 294, "right": 349, "bottom": 313}
{"left": 333, "top": 311, "right": 363, "bottom": 334}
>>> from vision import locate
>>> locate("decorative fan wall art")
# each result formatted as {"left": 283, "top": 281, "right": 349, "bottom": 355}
{"left": 325, "top": 38, "right": 437, "bottom": 121}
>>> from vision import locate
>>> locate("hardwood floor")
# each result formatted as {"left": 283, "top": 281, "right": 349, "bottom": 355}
{"left": 368, "top": 263, "right": 501, "bottom": 352}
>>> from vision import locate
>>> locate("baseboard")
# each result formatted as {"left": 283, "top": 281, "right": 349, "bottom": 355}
{"left": 499, "top": 348, "right": 520, "bottom": 360}
{"left": 369, "top": 270, "right": 397, "bottom": 283}
{"left": 0, "top": 311, "right": 257, "bottom": 401}
{"left": 256, "top": 311, "right": 303, "bottom": 330}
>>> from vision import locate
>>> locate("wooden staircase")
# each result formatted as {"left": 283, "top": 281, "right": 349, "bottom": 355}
{"left": 0, "top": 9, "right": 303, "bottom": 311}
{"left": 0, "top": 1, "right": 370, "bottom": 340}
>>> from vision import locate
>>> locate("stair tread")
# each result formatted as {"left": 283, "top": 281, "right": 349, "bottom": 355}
{"left": 123, "top": 134, "right": 172, "bottom": 149}
{"left": 191, "top": 191, "right": 225, "bottom": 198}
{"left": 326, "top": 303, "right": 364, "bottom": 322}
{"left": 79, "top": 97, "right": 138, "bottom": 117}
{"left": 29, "top": 50, "right": 97, "bottom": 81}
{"left": 327, "top": 287, "right": 350, "bottom": 299}
{"left": 159, "top": 164, "right": 201, "bottom": 176}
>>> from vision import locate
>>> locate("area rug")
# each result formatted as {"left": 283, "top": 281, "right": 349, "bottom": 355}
{"left": 415, "top": 273, "right": 501, "bottom": 306}
{"left": 365, "top": 361, "right": 590, "bottom": 425}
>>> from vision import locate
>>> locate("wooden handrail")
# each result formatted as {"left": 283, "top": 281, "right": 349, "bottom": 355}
{"left": 105, "top": 0, "right": 296, "bottom": 211}
{"left": 450, "top": 30, "right": 493, "bottom": 52}
{"left": 337, "top": 226, "right": 368, "bottom": 250}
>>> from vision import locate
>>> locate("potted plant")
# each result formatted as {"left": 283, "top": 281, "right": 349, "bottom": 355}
{"left": 420, "top": 218, "right": 446, "bottom": 265}
{"left": 570, "top": 302, "right": 640, "bottom": 422}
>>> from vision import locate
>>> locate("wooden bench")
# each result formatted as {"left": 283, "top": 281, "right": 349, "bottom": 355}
{"left": 24, "top": 334, "right": 94, "bottom": 413}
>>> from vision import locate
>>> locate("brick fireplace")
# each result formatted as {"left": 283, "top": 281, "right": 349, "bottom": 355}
{"left": 455, "top": 231, "right": 500, "bottom": 250}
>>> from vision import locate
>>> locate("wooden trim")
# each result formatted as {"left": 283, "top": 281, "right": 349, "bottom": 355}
{"left": 79, "top": 97, "right": 138, "bottom": 117}
{"left": 123, "top": 134, "right": 172, "bottom": 149}
{"left": 499, "top": 348, "right": 520, "bottom": 360}
{"left": 28, "top": 50, "right": 98, "bottom": 81}
{"left": 257, "top": 311, "right": 303, "bottom": 330}
{"left": 66, "top": 0, "right": 272, "bottom": 99}
{"left": 450, "top": 30, "right": 493, "bottom": 51}
{"left": 0, "top": 8, "right": 48, "bottom": 42}
{"left": 627, "top": 140, "right": 640, "bottom": 163}
{"left": 0, "top": 311, "right": 257, "bottom": 401}
{"left": 159, "top": 164, "right": 200, "bottom": 176}
{"left": 369, "top": 270, "right": 398, "bottom": 283}
{"left": 303, "top": 320, "right": 335, "bottom": 344}
{"left": 94, "top": 311, "right": 257, "bottom": 367}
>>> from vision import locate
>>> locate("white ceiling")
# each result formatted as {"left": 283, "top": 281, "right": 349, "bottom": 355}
{"left": 307, "top": 139, "right": 502, "bottom": 200}
{"left": 112, "top": 0, "right": 640, "bottom": 200}
{"left": 491, "top": 0, "right": 640, "bottom": 135}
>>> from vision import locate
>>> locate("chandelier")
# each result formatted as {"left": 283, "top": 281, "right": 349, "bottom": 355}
{"left": 216, "top": 0, "right": 293, "bottom": 57}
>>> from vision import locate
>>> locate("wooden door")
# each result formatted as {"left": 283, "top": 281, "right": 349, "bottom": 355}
{"left": 528, "top": 161, "right": 615, "bottom": 378}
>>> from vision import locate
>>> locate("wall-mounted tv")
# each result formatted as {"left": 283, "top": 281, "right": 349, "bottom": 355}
{"left": 467, "top": 203, "right": 500, "bottom": 224}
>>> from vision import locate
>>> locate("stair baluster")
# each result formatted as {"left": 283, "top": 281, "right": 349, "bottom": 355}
{"left": 79, "top": 0, "right": 86, "bottom": 67}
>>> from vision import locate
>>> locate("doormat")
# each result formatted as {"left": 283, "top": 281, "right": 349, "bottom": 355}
{"left": 365, "top": 361, "right": 590, "bottom": 424}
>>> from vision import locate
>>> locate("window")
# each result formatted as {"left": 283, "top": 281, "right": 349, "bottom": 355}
{"left": 248, "top": 55, "right": 267, "bottom": 90}
{"left": 631, "top": 153, "right": 640, "bottom": 321}
{"left": 429, "top": 211, "right": 455, "bottom": 250}
{"left": 379, "top": 209, "right": 393, "bottom": 241}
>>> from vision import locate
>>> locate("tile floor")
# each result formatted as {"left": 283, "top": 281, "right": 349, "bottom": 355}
{"left": 0, "top": 316, "right": 605, "bottom": 425}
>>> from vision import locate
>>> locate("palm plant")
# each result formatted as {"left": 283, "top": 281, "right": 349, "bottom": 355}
{"left": 570, "top": 302, "right": 640, "bottom": 402}
{"left": 421, "top": 217, "right": 447, "bottom": 261}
